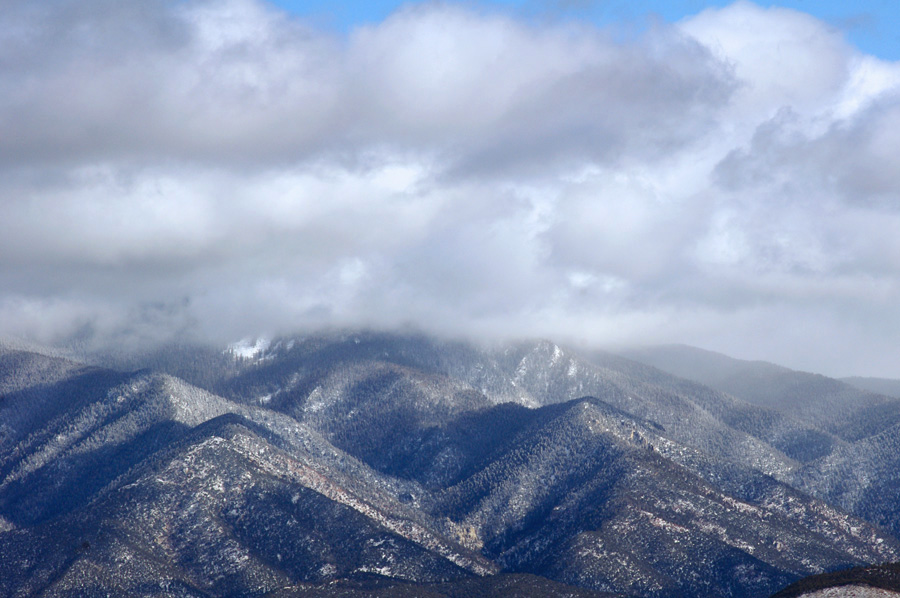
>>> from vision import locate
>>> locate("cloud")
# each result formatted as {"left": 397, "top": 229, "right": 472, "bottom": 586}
{"left": 681, "top": 1, "right": 853, "bottom": 116}
{"left": 1, "top": 0, "right": 900, "bottom": 376}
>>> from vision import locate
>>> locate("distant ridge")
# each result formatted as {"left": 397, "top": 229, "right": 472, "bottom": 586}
{"left": 843, "top": 377, "right": 900, "bottom": 400}
{"left": 621, "top": 344, "right": 900, "bottom": 442}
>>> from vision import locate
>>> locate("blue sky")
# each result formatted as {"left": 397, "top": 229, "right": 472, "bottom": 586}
{"left": 273, "top": 0, "right": 900, "bottom": 60}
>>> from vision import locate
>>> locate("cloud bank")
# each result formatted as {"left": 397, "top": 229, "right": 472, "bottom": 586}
{"left": 2, "top": 0, "right": 900, "bottom": 376}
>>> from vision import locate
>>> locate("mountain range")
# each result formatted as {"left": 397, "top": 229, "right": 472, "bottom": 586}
{"left": 2, "top": 332, "right": 899, "bottom": 598}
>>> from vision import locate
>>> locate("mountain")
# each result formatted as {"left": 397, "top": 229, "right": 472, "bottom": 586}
{"left": 843, "top": 377, "right": 900, "bottom": 400}
{"left": 603, "top": 344, "right": 900, "bottom": 544}
{"left": 621, "top": 344, "right": 900, "bottom": 443}
{"left": 618, "top": 345, "right": 900, "bottom": 540}
{"left": 0, "top": 353, "right": 495, "bottom": 596}
{"left": 2, "top": 333, "right": 900, "bottom": 598}
{"left": 426, "top": 396, "right": 895, "bottom": 598}
{"left": 163, "top": 333, "right": 804, "bottom": 478}
{"left": 793, "top": 419, "right": 900, "bottom": 540}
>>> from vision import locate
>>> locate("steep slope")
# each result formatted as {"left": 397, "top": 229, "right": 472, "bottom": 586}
{"left": 486, "top": 341, "right": 797, "bottom": 474}
{"left": 0, "top": 347, "right": 125, "bottom": 456}
{"left": 0, "top": 366, "right": 230, "bottom": 526}
{"left": 793, "top": 421, "right": 900, "bottom": 540}
{"left": 575, "top": 349, "right": 843, "bottom": 465}
{"left": 620, "top": 346, "right": 900, "bottom": 542}
{"left": 280, "top": 361, "right": 495, "bottom": 477}
{"left": 622, "top": 345, "right": 900, "bottom": 442}
{"left": 0, "top": 348, "right": 495, "bottom": 597}
{"left": 428, "top": 397, "right": 899, "bottom": 598}
{"left": 0, "top": 348, "right": 433, "bottom": 531}
{"left": 0, "top": 414, "right": 489, "bottom": 598}
{"left": 6, "top": 335, "right": 900, "bottom": 598}
{"left": 183, "top": 333, "right": 804, "bottom": 482}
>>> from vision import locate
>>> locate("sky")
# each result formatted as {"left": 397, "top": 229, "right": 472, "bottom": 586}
{"left": 276, "top": 0, "right": 900, "bottom": 60}
{"left": 2, "top": 0, "right": 900, "bottom": 377}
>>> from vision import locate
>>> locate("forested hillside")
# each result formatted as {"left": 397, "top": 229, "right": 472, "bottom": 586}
{"left": 2, "top": 334, "right": 899, "bottom": 598}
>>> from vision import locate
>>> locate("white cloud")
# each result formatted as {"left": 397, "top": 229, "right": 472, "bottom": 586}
{"left": 1, "top": 0, "right": 900, "bottom": 375}
{"left": 679, "top": 2, "right": 852, "bottom": 118}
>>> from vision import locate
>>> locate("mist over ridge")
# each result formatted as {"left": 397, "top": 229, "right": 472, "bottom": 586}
{"left": 2, "top": 0, "right": 900, "bottom": 377}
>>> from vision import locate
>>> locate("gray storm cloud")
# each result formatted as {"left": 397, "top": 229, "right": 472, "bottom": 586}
{"left": 1, "top": 0, "right": 900, "bottom": 376}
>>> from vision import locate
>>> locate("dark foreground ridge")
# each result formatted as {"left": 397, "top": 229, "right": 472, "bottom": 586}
{"left": 266, "top": 572, "right": 625, "bottom": 597}
{"left": 770, "top": 562, "right": 900, "bottom": 597}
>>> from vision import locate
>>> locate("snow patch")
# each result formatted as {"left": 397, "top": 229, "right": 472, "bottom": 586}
{"left": 551, "top": 343, "right": 563, "bottom": 365}
{"left": 227, "top": 337, "right": 271, "bottom": 360}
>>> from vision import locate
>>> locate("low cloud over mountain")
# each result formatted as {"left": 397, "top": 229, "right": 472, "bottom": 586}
{"left": 2, "top": 0, "right": 900, "bottom": 375}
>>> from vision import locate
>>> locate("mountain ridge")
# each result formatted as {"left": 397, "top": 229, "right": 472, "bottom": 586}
{"left": 2, "top": 332, "right": 899, "bottom": 598}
